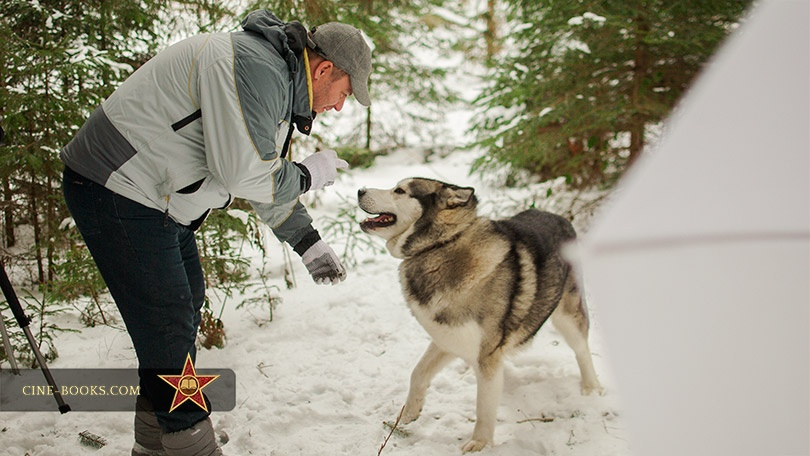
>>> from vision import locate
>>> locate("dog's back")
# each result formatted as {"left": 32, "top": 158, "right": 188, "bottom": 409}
{"left": 489, "top": 209, "right": 578, "bottom": 351}
{"left": 494, "top": 210, "right": 576, "bottom": 253}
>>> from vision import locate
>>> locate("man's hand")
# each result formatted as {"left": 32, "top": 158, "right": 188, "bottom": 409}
{"left": 301, "top": 239, "right": 347, "bottom": 285}
{"left": 298, "top": 150, "right": 349, "bottom": 191}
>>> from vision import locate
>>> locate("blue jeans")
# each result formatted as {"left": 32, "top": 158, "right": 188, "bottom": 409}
{"left": 62, "top": 166, "right": 209, "bottom": 433}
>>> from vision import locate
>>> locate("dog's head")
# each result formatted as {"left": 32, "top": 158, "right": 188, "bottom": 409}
{"left": 358, "top": 178, "right": 476, "bottom": 258}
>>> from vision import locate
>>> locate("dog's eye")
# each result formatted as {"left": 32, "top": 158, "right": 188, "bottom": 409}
{"left": 394, "top": 188, "right": 406, "bottom": 195}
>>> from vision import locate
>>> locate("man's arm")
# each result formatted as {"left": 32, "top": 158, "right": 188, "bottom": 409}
{"left": 249, "top": 199, "right": 346, "bottom": 284}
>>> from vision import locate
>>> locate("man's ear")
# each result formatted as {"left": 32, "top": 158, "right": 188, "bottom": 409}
{"left": 312, "top": 60, "right": 333, "bottom": 80}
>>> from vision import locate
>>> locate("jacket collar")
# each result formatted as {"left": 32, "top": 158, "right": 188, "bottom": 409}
{"left": 291, "top": 50, "right": 315, "bottom": 135}
{"left": 242, "top": 10, "right": 314, "bottom": 135}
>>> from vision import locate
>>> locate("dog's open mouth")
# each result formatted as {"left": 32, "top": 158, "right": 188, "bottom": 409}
{"left": 360, "top": 213, "right": 396, "bottom": 230}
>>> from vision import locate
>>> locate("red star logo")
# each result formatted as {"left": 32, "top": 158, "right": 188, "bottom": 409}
{"left": 158, "top": 354, "right": 219, "bottom": 413}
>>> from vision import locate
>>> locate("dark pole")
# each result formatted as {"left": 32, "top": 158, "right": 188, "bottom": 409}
{"left": 0, "top": 261, "right": 70, "bottom": 413}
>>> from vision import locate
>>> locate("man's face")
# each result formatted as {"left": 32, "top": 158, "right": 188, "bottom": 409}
{"left": 311, "top": 62, "right": 353, "bottom": 114}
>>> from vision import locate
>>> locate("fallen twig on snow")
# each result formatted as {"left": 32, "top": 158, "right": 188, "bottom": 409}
{"left": 378, "top": 406, "right": 407, "bottom": 455}
{"left": 78, "top": 430, "right": 107, "bottom": 448}
{"left": 517, "top": 416, "right": 555, "bottom": 424}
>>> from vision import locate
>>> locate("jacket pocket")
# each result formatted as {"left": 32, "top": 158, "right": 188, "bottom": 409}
{"left": 177, "top": 178, "right": 205, "bottom": 194}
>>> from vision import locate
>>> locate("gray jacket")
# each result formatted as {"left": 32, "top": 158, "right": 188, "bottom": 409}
{"left": 61, "top": 10, "right": 320, "bottom": 247}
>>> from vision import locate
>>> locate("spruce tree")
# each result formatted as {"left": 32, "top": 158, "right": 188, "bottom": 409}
{"left": 471, "top": 0, "right": 752, "bottom": 188}
{"left": 0, "top": 0, "right": 167, "bottom": 282}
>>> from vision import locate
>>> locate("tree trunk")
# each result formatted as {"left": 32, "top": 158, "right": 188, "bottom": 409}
{"left": 3, "top": 178, "right": 14, "bottom": 248}
{"left": 29, "top": 175, "right": 44, "bottom": 284}
{"left": 629, "top": 15, "right": 650, "bottom": 165}
{"left": 46, "top": 172, "right": 56, "bottom": 283}
{"left": 483, "top": 0, "right": 499, "bottom": 60}
{"left": 0, "top": 59, "right": 11, "bottom": 248}
{"left": 365, "top": 105, "right": 372, "bottom": 150}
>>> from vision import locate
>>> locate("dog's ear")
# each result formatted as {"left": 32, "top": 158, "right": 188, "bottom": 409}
{"left": 441, "top": 185, "right": 475, "bottom": 209}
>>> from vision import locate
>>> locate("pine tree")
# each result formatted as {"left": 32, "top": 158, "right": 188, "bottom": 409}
{"left": 471, "top": 0, "right": 752, "bottom": 188}
{"left": 0, "top": 0, "right": 167, "bottom": 282}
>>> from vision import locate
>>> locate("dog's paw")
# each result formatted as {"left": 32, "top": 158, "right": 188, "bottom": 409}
{"left": 461, "top": 438, "right": 490, "bottom": 453}
{"left": 581, "top": 382, "right": 605, "bottom": 396}
{"left": 400, "top": 403, "right": 422, "bottom": 424}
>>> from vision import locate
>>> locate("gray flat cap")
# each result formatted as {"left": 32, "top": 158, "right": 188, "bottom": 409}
{"left": 308, "top": 23, "right": 372, "bottom": 107}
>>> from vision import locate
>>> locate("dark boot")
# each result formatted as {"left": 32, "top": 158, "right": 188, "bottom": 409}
{"left": 131, "top": 395, "right": 166, "bottom": 456}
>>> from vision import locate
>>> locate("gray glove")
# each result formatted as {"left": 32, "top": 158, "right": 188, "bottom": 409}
{"left": 301, "top": 239, "right": 347, "bottom": 285}
{"left": 299, "top": 150, "right": 349, "bottom": 191}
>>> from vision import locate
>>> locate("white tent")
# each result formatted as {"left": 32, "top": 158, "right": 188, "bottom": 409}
{"left": 577, "top": 1, "right": 809, "bottom": 455}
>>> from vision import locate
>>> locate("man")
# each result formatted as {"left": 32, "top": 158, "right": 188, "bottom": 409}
{"left": 60, "top": 10, "right": 372, "bottom": 456}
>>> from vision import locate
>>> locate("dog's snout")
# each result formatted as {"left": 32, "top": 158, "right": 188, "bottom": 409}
{"left": 358, "top": 188, "right": 367, "bottom": 198}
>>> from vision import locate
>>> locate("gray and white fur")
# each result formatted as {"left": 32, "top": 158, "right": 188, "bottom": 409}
{"left": 358, "top": 178, "right": 602, "bottom": 452}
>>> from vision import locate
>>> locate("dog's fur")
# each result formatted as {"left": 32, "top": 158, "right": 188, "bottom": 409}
{"left": 358, "top": 178, "right": 602, "bottom": 452}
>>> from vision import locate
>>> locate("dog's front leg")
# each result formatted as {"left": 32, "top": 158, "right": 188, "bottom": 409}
{"left": 462, "top": 359, "right": 505, "bottom": 453}
{"left": 401, "top": 342, "right": 454, "bottom": 423}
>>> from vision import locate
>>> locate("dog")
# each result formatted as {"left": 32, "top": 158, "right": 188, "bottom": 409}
{"left": 358, "top": 178, "right": 602, "bottom": 452}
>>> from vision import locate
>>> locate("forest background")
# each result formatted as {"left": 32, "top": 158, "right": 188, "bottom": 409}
{"left": 0, "top": 0, "right": 750, "bottom": 364}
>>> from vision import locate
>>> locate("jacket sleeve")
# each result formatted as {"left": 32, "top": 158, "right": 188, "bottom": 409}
{"left": 248, "top": 198, "right": 316, "bottom": 247}
{"left": 199, "top": 42, "right": 305, "bottom": 205}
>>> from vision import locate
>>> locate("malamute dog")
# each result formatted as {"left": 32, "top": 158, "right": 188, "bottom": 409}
{"left": 358, "top": 178, "right": 602, "bottom": 452}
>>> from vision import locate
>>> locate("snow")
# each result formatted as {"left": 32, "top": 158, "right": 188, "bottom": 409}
{"left": 0, "top": 146, "right": 630, "bottom": 455}
{"left": 567, "top": 13, "right": 606, "bottom": 26}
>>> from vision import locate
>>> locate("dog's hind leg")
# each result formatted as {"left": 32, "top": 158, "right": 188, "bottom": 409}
{"left": 402, "top": 342, "right": 455, "bottom": 423}
{"left": 462, "top": 354, "right": 505, "bottom": 453}
{"left": 551, "top": 286, "right": 603, "bottom": 395}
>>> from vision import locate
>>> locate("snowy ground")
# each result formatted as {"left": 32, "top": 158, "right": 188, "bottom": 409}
{"left": 0, "top": 147, "right": 631, "bottom": 456}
